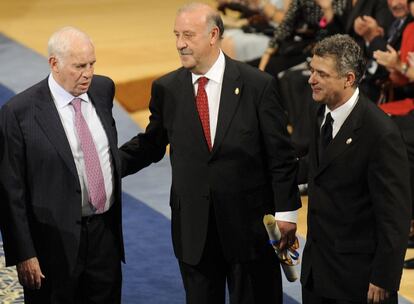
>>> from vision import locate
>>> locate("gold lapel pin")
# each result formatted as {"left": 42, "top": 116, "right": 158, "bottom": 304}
{"left": 235, "top": 88, "right": 240, "bottom": 95}
{"left": 346, "top": 138, "right": 352, "bottom": 145}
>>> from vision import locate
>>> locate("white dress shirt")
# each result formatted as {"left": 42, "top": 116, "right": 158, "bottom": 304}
{"left": 48, "top": 74, "right": 114, "bottom": 216}
{"left": 322, "top": 88, "right": 359, "bottom": 138}
{"left": 192, "top": 50, "right": 298, "bottom": 223}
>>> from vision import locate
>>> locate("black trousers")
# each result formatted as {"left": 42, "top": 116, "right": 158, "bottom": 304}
{"left": 302, "top": 271, "right": 398, "bottom": 304}
{"left": 302, "top": 286, "right": 398, "bottom": 304}
{"left": 178, "top": 207, "right": 282, "bottom": 304}
{"left": 24, "top": 209, "right": 122, "bottom": 304}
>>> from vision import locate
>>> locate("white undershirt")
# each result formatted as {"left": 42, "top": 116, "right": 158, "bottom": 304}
{"left": 48, "top": 74, "right": 114, "bottom": 216}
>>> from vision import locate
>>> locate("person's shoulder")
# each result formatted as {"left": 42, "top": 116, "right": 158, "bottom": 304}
{"left": 155, "top": 67, "right": 187, "bottom": 87}
{"left": 404, "top": 20, "right": 414, "bottom": 32}
{"left": 3, "top": 78, "right": 48, "bottom": 111}
{"left": 359, "top": 95, "right": 399, "bottom": 133}
{"left": 91, "top": 74, "right": 115, "bottom": 88}
{"left": 227, "top": 57, "right": 273, "bottom": 84}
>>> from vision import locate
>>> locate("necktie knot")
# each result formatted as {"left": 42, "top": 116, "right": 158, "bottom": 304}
{"left": 324, "top": 112, "right": 333, "bottom": 126}
{"left": 198, "top": 77, "right": 209, "bottom": 89}
{"left": 71, "top": 98, "right": 82, "bottom": 113}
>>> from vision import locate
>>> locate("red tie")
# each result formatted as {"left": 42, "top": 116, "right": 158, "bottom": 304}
{"left": 196, "top": 77, "right": 212, "bottom": 151}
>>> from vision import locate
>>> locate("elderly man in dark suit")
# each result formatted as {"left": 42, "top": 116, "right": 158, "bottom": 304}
{"left": 119, "top": 3, "right": 301, "bottom": 304}
{"left": 299, "top": 34, "right": 411, "bottom": 304}
{"left": 0, "top": 27, "right": 123, "bottom": 303}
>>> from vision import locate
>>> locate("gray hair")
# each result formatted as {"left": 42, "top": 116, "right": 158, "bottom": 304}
{"left": 177, "top": 2, "right": 224, "bottom": 39}
{"left": 48, "top": 26, "right": 93, "bottom": 63}
{"left": 312, "top": 34, "right": 366, "bottom": 85}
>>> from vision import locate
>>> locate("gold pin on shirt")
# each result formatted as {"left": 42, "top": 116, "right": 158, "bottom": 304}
{"left": 235, "top": 88, "right": 240, "bottom": 95}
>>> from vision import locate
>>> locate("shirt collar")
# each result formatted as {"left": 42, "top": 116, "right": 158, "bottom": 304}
{"left": 48, "top": 74, "right": 90, "bottom": 108}
{"left": 191, "top": 50, "right": 225, "bottom": 85}
{"left": 324, "top": 88, "right": 359, "bottom": 122}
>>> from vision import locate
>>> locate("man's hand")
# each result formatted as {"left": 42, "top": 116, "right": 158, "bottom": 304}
{"left": 16, "top": 257, "right": 45, "bottom": 290}
{"left": 367, "top": 283, "right": 390, "bottom": 303}
{"left": 354, "top": 16, "right": 383, "bottom": 43}
{"left": 276, "top": 220, "right": 297, "bottom": 251}
{"left": 373, "top": 45, "right": 399, "bottom": 70}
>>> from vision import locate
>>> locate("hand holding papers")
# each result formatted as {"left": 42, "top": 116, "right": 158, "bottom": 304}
{"left": 263, "top": 214, "right": 300, "bottom": 282}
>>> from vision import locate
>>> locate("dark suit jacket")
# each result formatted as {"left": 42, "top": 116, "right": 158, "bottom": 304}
{"left": 0, "top": 75, "right": 124, "bottom": 282}
{"left": 298, "top": 94, "right": 411, "bottom": 301}
{"left": 120, "top": 56, "right": 301, "bottom": 265}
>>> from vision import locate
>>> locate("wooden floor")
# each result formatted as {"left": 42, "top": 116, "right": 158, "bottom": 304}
{"left": 1, "top": 1, "right": 413, "bottom": 302}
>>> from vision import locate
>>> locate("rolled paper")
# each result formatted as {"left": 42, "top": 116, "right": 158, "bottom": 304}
{"left": 263, "top": 214, "right": 299, "bottom": 282}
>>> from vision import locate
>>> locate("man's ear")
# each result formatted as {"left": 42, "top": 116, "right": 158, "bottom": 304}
{"left": 344, "top": 71, "right": 356, "bottom": 88}
{"left": 210, "top": 26, "right": 220, "bottom": 46}
{"left": 49, "top": 56, "right": 59, "bottom": 73}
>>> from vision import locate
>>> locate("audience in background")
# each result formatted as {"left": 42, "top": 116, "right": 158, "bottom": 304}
{"left": 357, "top": 0, "right": 413, "bottom": 102}
{"left": 219, "top": 0, "right": 291, "bottom": 61}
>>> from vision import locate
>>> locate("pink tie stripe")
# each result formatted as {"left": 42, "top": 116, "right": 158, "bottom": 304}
{"left": 71, "top": 98, "right": 107, "bottom": 213}
{"left": 196, "top": 77, "right": 212, "bottom": 151}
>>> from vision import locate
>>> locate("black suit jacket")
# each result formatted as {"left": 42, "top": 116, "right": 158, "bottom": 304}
{"left": 299, "top": 94, "right": 411, "bottom": 301}
{"left": 120, "top": 56, "right": 301, "bottom": 265}
{"left": 0, "top": 75, "right": 124, "bottom": 282}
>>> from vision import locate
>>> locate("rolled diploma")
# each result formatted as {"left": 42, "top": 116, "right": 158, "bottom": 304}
{"left": 263, "top": 214, "right": 299, "bottom": 282}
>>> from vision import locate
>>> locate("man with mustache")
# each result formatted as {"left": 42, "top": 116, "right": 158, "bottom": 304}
{"left": 119, "top": 2, "right": 301, "bottom": 303}
{"left": 0, "top": 27, "right": 124, "bottom": 303}
{"left": 299, "top": 34, "right": 411, "bottom": 303}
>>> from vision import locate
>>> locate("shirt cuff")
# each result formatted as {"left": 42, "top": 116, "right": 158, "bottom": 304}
{"left": 274, "top": 210, "right": 298, "bottom": 223}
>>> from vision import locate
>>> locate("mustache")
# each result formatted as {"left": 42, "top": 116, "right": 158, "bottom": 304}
{"left": 179, "top": 49, "right": 193, "bottom": 55}
{"left": 391, "top": 4, "right": 405, "bottom": 10}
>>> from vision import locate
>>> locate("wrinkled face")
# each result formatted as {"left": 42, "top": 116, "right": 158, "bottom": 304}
{"left": 174, "top": 10, "right": 215, "bottom": 74}
{"left": 308, "top": 55, "right": 349, "bottom": 109}
{"left": 50, "top": 39, "right": 96, "bottom": 96}
{"left": 388, "top": 0, "right": 409, "bottom": 18}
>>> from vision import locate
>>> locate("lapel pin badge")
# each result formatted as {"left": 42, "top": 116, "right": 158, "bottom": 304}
{"left": 235, "top": 88, "right": 240, "bottom": 95}
{"left": 346, "top": 138, "right": 352, "bottom": 145}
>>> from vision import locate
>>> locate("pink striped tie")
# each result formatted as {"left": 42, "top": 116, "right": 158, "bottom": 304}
{"left": 71, "top": 98, "right": 106, "bottom": 213}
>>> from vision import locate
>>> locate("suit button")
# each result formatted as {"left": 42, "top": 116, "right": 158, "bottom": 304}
{"left": 202, "top": 195, "right": 209, "bottom": 201}
{"left": 312, "top": 237, "right": 317, "bottom": 243}
{"left": 76, "top": 189, "right": 81, "bottom": 194}
{"left": 310, "top": 209, "right": 317, "bottom": 215}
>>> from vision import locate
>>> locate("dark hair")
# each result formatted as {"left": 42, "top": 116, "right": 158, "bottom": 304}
{"left": 208, "top": 11, "right": 225, "bottom": 39}
{"left": 312, "top": 34, "right": 366, "bottom": 86}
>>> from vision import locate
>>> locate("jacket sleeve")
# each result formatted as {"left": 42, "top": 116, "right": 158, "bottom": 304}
{"left": 368, "top": 126, "right": 411, "bottom": 291}
{"left": 0, "top": 104, "right": 37, "bottom": 266}
{"left": 257, "top": 76, "right": 301, "bottom": 212}
{"left": 119, "top": 80, "right": 168, "bottom": 177}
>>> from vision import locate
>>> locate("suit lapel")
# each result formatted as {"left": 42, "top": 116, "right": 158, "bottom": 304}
{"left": 315, "top": 96, "right": 365, "bottom": 177}
{"left": 34, "top": 79, "right": 78, "bottom": 179}
{"left": 211, "top": 57, "right": 242, "bottom": 156}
